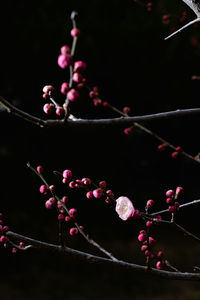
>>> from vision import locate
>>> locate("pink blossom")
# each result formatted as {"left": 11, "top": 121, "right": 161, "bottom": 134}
{"left": 115, "top": 196, "right": 135, "bottom": 221}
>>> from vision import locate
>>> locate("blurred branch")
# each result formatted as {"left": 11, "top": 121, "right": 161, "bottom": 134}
{"left": 6, "top": 231, "right": 200, "bottom": 281}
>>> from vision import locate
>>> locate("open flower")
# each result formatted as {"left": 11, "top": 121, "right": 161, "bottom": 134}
{"left": 115, "top": 196, "right": 135, "bottom": 221}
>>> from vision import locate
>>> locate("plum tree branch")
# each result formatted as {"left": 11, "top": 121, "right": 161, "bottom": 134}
{"left": 1, "top": 95, "right": 200, "bottom": 128}
{"left": 6, "top": 230, "right": 200, "bottom": 281}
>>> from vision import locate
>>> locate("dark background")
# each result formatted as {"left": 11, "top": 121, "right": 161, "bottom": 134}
{"left": 0, "top": 0, "right": 200, "bottom": 299}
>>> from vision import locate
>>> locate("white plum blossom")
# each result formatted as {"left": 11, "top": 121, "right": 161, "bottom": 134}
{"left": 115, "top": 196, "right": 135, "bottom": 221}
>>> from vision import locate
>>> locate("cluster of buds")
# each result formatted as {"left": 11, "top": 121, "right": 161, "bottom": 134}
{"left": 171, "top": 146, "right": 182, "bottom": 159}
{"left": 89, "top": 86, "right": 109, "bottom": 107}
{"left": 165, "top": 186, "right": 183, "bottom": 213}
{"left": 0, "top": 213, "right": 10, "bottom": 250}
{"left": 42, "top": 85, "right": 65, "bottom": 117}
{"left": 138, "top": 229, "right": 165, "bottom": 269}
{"left": 61, "top": 169, "right": 115, "bottom": 204}
{"left": 58, "top": 44, "right": 72, "bottom": 69}
{"left": 38, "top": 166, "right": 84, "bottom": 237}
{"left": 146, "top": 2, "right": 152, "bottom": 12}
{"left": 157, "top": 143, "right": 182, "bottom": 159}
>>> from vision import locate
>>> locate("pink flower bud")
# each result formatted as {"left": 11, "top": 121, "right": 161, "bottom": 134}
{"left": 0, "top": 235, "right": 7, "bottom": 243}
{"left": 168, "top": 205, "right": 177, "bottom": 212}
{"left": 162, "top": 14, "right": 170, "bottom": 25}
{"left": 69, "top": 181, "right": 76, "bottom": 188}
{"left": 74, "top": 60, "right": 87, "bottom": 73}
{"left": 62, "top": 169, "right": 72, "bottom": 179}
{"left": 86, "top": 191, "right": 93, "bottom": 199}
{"left": 103, "top": 101, "right": 109, "bottom": 107}
{"left": 165, "top": 189, "right": 174, "bottom": 198}
{"left": 43, "top": 85, "right": 54, "bottom": 94}
{"left": 81, "top": 178, "right": 92, "bottom": 185}
{"left": 61, "top": 196, "right": 68, "bottom": 203}
{"left": 69, "top": 208, "right": 78, "bottom": 218}
{"left": 176, "top": 186, "right": 183, "bottom": 195}
{"left": 72, "top": 72, "right": 83, "bottom": 83}
{"left": 145, "top": 250, "right": 151, "bottom": 256}
{"left": 106, "top": 190, "right": 114, "bottom": 198}
{"left": 122, "top": 106, "right": 131, "bottom": 115}
{"left": 93, "top": 188, "right": 103, "bottom": 199}
{"left": 89, "top": 91, "right": 95, "bottom": 98}
{"left": 62, "top": 178, "right": 68, "bottom": 184}
{"left": 67, "top": 89, "right": 79, "bottom": 102}
{"left": 148, "top": 237, "right": 156, "bottom": 246}
{"left": 105, "top": 197, "right": 111, "bottom": 204}
{"left": 146, "top": 221, "right": 152, "bottom": 227}
{"left": 157, "top": 251, "right": 164, "bottom": 258}
{"left": 138, "top": 233, "right": 147, "bottom": 242}
{"left": 70, "top": 28, "right": 80, "bottom": 37}
{"left": 12, "top": 247, "right": 17, "bottom": 254}
{"left": 36, "top": 165, "right": 43, "bottom": 174}
{"left": 56, "top": 106, "right": 65, "bottom": 117}
{"left": 141, "top": 245, "right": 148, "bottom": 252}
{"left": 39, "top": 185, "right": 49, "bottom": 194}
{"left": 65, "top": 216, "right": 72, "bottom": 222}
{"left": 58, "top": 214, "right": 65, "bottom": 221}
{"left": 45, "top": 199, "right": 55, "bottom": 209}
{"left": 175, "top": 146, "right": 182, "bottom": 152}
{"left": 124, "top": 127, "right": 132, "bottom": 135}
{"left": 69, "top": 227, "right": 79, "bottom": 236}
{"left": 157, "top": 144, "right": 166, "bottom": 151}
{"left": 146, "top": 199, "right": 154, "bottom": 208}
{"left": 156, "top": 261, "right": 164, "bottom": 270}
{"left": 2, "top": 226, "right": 9, "bottom": 233}
{"left": 19, "top": 242, "right": 25, "bottom": 248}
{"left": 60, "top": 45, "right": 71, "bottom": 55}
{"left": 99, "top": 181, "right": 107, "bottom": 189}
{"left": 60, "top": 82, "right": 70, "bottom": 95}
{"left": 49, "top": 185, "right": 55, "bottom": 191}
{"left": 57, "top": 54, "right": 72, "bottom": 69}
{"left": 171, "top": 151, "right": 179, "bottom": 159}
{"left": 43, "top": 103, "right": 55, "bottom": 114}
{"left": 166, "top": 197, "right": 173, "bottom": 204}
{"left": 93, "top": 98, "right": 102, "bottom": 106}
{"left": 115, "top": 196, "right": 135, "bottom": 221}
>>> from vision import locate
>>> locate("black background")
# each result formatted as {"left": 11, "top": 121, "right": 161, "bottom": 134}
{"left": 0, "top": 0, "right": 200, "bottom": 299}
